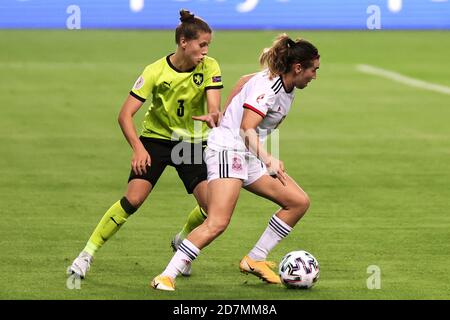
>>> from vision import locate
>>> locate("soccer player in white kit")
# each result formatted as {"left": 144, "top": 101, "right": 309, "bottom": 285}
{"left": 152, "top": 34, "right": 320, "bottom": 291}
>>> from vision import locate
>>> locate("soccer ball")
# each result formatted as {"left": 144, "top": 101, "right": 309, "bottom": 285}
{"left": 279, "top": 250, "right": 320, "bottom": 289}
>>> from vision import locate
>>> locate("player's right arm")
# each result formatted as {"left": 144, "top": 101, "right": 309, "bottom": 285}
{"left": 240, "top": 108, "right": 286, "bottom": 186}
{"left": 239, "top": 81, "right": 286, "bottom": 185}
{"left": 118, "top": 66, "right": 155, "bottom": 176}
{"left": 118, "top": 95, "right": 151, "bottom": 176}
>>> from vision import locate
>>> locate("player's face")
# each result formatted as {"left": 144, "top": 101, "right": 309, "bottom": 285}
{"left": 295, "top": 58, "right": 320, "bottom": 89}
{"left": 183, "top": 32, "right": 212, "bottom": 66}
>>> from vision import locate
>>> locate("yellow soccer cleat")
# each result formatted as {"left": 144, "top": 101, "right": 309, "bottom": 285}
{"left": 150, "top": 275, "right": 176, "bottom": 291}
{"left": 239, "top": 255, "right": 282, "bottom": 284}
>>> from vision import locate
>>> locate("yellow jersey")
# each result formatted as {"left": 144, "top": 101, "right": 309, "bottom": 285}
{"left": 130, "top": 54, "right": 223, "bottom": 142}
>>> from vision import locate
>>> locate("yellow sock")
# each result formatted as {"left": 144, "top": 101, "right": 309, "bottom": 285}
{"left": 179, "top": 205, "right": 207, "bottom": 238}
{"left": 83, "top": 199, "right": 131, "bottom": 256}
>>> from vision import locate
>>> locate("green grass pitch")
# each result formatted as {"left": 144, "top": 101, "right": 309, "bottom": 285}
{"left": 0, "top": 30, "right": 449, "bottom": 300}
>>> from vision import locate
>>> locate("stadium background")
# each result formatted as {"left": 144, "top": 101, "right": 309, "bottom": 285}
{"left": 0, "top": 0, "right": 449, "bottom": 300}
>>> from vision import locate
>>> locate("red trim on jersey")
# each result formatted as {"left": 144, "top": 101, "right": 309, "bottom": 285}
{"left": 243, "top": 103, "right": 265, "bottom": 118}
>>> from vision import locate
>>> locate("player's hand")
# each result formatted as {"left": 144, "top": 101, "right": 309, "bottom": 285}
{"left": 192, "top": 112, "right": 223, "bottom": 128}
{"left": 265, "top": 157, "right": 287, "bottom": 186}
{"left": 131, "top": 145, "right": 151, "bottom": 176}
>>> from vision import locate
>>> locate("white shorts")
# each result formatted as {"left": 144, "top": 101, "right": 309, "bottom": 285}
{"left": 204, "top": 147, "right": 268, "bottom": 186}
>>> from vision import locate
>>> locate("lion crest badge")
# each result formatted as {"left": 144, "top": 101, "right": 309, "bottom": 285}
{"left": 193, "top": 73, "right": 204, "bottom": 86}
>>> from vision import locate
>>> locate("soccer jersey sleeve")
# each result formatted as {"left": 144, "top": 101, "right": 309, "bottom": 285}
{"left": 243, "top": 86, "right": 275, "bottom": 118}
{"left": 129, "top": 65, "right": 156, "bottom": 102}
{"left": 204, "top": 58, "right": 223, "bottom": 90}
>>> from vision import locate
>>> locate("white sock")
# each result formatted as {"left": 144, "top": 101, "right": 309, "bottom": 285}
{"left": 162, "top": 239, "right": 200, "bottom": 279}
{"left": 248, "top": 215, "right": 292, "bottom": 261}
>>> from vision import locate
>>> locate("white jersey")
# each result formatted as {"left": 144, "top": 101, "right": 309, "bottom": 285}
{"left": 208, "top": 69, "right": 295, "bottom": 152}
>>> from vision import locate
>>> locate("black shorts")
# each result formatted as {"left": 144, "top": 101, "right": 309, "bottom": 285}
{"left": 128, "top": 136, "right": 207, "bottom": 194}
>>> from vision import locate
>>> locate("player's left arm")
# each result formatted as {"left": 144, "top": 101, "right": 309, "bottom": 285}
{"left": 193, "top": 57, "right": 223, "bottom": 127}
{"left": 205, "top": 88, "right": 222, "bottom": 127}
{"left": 192, "top": 88, "right": 222, "bottom": 128}
{"left": 193, "top": 73, "right": 255, "bottom": 127}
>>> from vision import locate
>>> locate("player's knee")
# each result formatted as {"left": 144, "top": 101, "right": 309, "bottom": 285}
{"left": 288, "top": 192, "right": 310, "bottom": 215}
{"left": 122, "top": 195, "right": 143, "bottom": 211}
{"left": 206, "top": 218, "right": 230, "bottom": 238}
{"left": 125, "top": 180, "right": 152, "bottom": 210}
{"left": 297, "top": 192, "right": 310, "bottom": 214}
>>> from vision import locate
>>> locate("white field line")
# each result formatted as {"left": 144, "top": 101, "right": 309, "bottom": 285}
{"left": 356, "top": 64, "right": 450, "bottom": 96}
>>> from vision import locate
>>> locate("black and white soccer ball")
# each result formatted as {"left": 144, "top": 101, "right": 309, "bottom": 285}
{"left": 279, "top": 250, "right": 320, "bottom": 289}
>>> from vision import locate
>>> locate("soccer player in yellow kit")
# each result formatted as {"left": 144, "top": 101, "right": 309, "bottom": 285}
{"left": 67, "top": 10, "right": 223, "bottom": 279}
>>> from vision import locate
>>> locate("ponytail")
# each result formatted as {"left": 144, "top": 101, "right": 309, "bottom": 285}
{"left": 260, "top": 33, "right": 320, "bottom": 77}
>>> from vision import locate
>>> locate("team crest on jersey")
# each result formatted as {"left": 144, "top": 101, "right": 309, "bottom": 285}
{"left": 231, "top": 155, "right": 243, "bottom": 172}
{"left": 193, "top": 73, "right": 204, "bottom": 86}
{"left": 133, "top": 76, "right": 144, "bottom": 90}
{"left": 256, "top": 93, "right": 265, "bottom": 104}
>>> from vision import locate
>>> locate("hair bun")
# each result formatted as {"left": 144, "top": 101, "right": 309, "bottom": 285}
{"left": 287, "top": 38, "right": 296, "bottom": 48}
{"left": 180, "top": 9, "right": 195, "bottom": 23}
